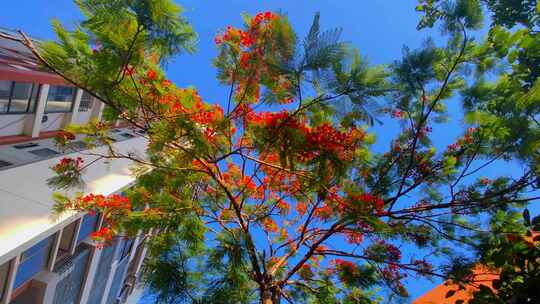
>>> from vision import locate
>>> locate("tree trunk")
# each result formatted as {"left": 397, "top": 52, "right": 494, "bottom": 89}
{"left": 261, "top": 287, "right": 281, "bottom": 304}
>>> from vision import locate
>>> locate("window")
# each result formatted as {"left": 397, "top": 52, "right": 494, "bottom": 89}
{"left": 0, "top": 80, "right": 38, "bottom": 114}
{"left": 0, "top": 261, "right": 9, "bottom": 300}
{"left": 57, "top": 221, "right": 78, "bottom": 259}
{"left": 77, "top": 213, "right": 99, "bottom": 244}
{"left": 118, "top": 238, "right": 134, "bottom": 261}
{"left": 14, "top": 235, "right": 54, "bottom": 288}
{"left": 78, "top": 91, "right": 94, "bottom": 112}
{"left": 0, "top": 81, "right": 9, "bottom": 113}
{"left": 45, "top": 85, "right": 75, "bottom": 113}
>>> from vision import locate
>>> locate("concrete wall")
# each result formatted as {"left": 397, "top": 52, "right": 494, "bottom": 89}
{"left": 40, "top": 113, "right": 67, "bottom": 132}
{"left": 0, "top": 114, "right": 28, "bottom": 136}
{"left": 0, "top": 136, "right": 145, "bottom": 266}
{"left": 74, "top": 111, "right": 92, "bottom": 126}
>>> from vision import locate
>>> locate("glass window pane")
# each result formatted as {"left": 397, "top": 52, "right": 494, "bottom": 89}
{"left": 8, "top": 82, "right": 33, "bottom": 113}
{"left": 0, "top": 80, "right": 11, "bottom": 114}
{"left": 27, "top": 84, "right": 39, "bottom": 113}
{"left": 58, "top": 221, "right": 77, "bottom": 255}
{"left": 45, "top": 85, "right": 75, "bottom": 113}
{"left": 21, "top": 236, "right": 53, "bottom": 261}
{"left": 77, "top": 213, "right": 99, "bottom": 243}
{"left": 14, "top": 235, "right": 54, "bottom": 288}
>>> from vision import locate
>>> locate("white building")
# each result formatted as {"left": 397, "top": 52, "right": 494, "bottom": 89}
{"left": 0, "top": 28, "right": 148, "bottom": 304}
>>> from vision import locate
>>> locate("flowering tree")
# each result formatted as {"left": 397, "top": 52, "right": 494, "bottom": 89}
{"left": 3, "top": 0, "right": 540, "bottom": 303}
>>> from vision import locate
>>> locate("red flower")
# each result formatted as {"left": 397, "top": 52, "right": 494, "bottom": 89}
{"left": 214, "top": 35, "right": 223, "bottom": 45}
{"left": 391, "top": 109, "right": 403, "bottom": 118}
{"left": 204, "top": 127, "right": 216, "bottom": 140}
{"left": 147, "top": 69, "right": 157, "bottom": 80}
{"left": 479, "top": 177, "right": 491, "bottom": 186}
{"left": 90, "top": 226, "right": 114, "bottom": 243}
{"left": 239, "top": 31, "right": 254, "bottom": 47}
{"left": 264, "top": 11, "right": 275, "bottom": 19}
{"left": 251, "top": 11, "right": 275, "bottom": 26}
{"left": 58, "top": 130, "right": 76, "bottom": 141}
{"left": 296, "top": 202, "right": 308, "bottom": 215}
{"left": 447, "top": 143, "right": 460, "bottom": 151}
{"left": 124, "top": 65, "right": 135, "bottom": 76}
{"left": 262, "top": 217, "right": 278, "bottom": 233}
{"left": 171, "top": 102, "right": 186, "bottom": 113}
{"left": 345, "top": 230, "right": 364, "bottom": 244}
{"left": 334, "top": 259, "right": 357, "bottom": 272}
{"left": 253, "top": 13, "right": 264, "bottom": 25}
{"left": 239, "top": 52, "right": 251, "bottom": 67}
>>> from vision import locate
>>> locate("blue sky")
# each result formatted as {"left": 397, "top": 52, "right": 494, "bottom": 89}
{"left": 2, "top": 0, "right": 435, "bottom": 100}
{"left": 3, "top": 0, "right": 531, "bottom": 302}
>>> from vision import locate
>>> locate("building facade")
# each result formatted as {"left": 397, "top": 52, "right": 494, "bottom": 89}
{"left": 0, "top": 28, "right": 147, "bottom": 304}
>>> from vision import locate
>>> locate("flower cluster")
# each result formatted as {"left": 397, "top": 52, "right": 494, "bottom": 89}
{"left": 214, "top": 12, "right": 276, "bottom": 47}
{"left": 71, "top": 193, "right": 131, "bottom": 214}
{"left": 259, "top": 111, "right": 307, "bottom": 130}
{"left": 147, "top": 69, "right": 158, "bottom": 80}
{"left": 247, "top": 110, "right": 365, "bottom": 162}
{"left": 381, "top": 264, "right": 405, "bottom": 282}
{"left": 301, "top": 124, "right": 365, "bottom": 161}
{"left": 412, "top": 259, "right": 433, "bottom": 274}
{"left": 479, "top": 177, "right": 491, "bottom": 186}
{"left": 334, "top": 259, "right": 362, "bottom": 284}
{"left": 344, "top": 230, "right": 364, "bottom": 244}
{"left": 334, "top": 259, "right": 358, "bottom": 272}
{"left": 330, "top": 191, "right": 385, "bottom": 218}
{"left": 262, "top": 217, "right": 279, "bottom": 233}
{"left": 65, "top": 193, "right": 132, "bottom": 247}
{"left": 298, "top": 264, "right": 314, "bottom": 280}
{"left": 90, "top": 226, "right": 114, "bottom": 244}
{"left": 391, "top": 109, "right": 403, "bottom": 119}
{"left": 215, "top": 11, "right": 295, "bottom": 104}
{"left": 251, "top": 11, "right": 276, "bottom": 26}
{"left": 355, "top": 193, "right": 385, "bottom": 213}
{"left": 52, "top": 157, "right": 84, "bottom": 174}
{"left": 308, "top": 127, "right": 363, "bottom": 161}
{"left": 367, "top": 240, "right": 401, "bottom": 262}
{"left": 296, "top": 201, "right": 308, "bottom": 215}
{"left": 56, "top": 130, "right": 76, "bottom": 144}
{"left": 447, "top": 127, "right": 477, "bottom": 152}
{"left": 136, "top": 72, "right": 227, "bottom": 142}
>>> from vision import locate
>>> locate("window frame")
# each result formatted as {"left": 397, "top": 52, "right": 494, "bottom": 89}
{"left": 0, "top": 80, "right": 39, "bottom": 115}
{"left": 118, "top": 238, "right": 134, "bottom": 262}
{"left": 0, "top": 261, "right": 10, "bottom": 302}
{"left": 77, "top": 213, "right": 99, "bottom": 244}
{"left": 55, "top": 220, "right": 78, "bottom": 263}
{"left": 44, "top": 85, "right": 76, "bottom": 114}
{"left": 14, "top": 235, "right": 54, "bottom": 289}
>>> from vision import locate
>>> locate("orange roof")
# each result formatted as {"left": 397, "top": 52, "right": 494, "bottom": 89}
{"left": 413, "top": 266, "right": 498, "bottom": 304}
{"left": 414, "top": 231, "right": 539, "bottom": 303}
